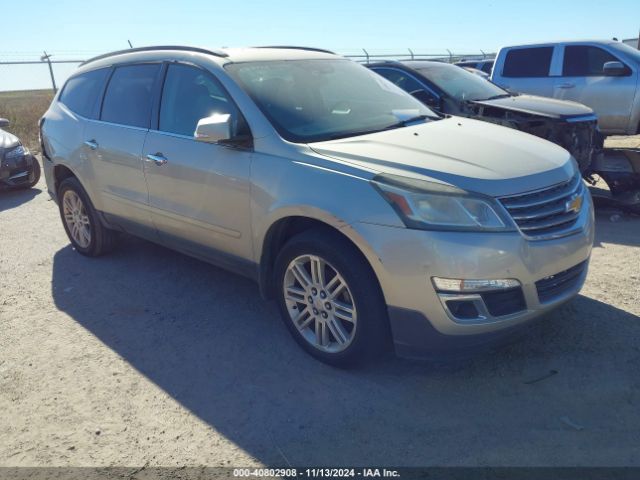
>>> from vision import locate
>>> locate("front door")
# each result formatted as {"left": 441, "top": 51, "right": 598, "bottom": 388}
{"left": 142, "top": 63, "right": 253, "bottom": 267}
{"left": 554, "top": 45, "right": 636, "bottom": 134}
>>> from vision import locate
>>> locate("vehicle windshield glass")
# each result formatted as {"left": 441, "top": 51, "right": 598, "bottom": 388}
{"left": 608, "top": 42, "right": 640, "bottom": 63}
{"left": 413, "top": 63, "right": 508, "bottom": 101}
{"left": 225, "top": 59, "right": 435, "bottom": 143}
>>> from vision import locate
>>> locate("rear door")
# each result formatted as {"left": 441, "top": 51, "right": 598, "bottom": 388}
{"left": 495, "top": 46, "right": 557, "bottom": 96}
{"left": 84, "top": 63, "right": 161, "bottom": 237}
{"left": 46, "top": 67, "right": 110, "bottom": 200}
{"left": 142, "top": 62, "right": 254, "bottom": 266}
{"left": 554, "top": 44, "right": 636, "bottom": 133}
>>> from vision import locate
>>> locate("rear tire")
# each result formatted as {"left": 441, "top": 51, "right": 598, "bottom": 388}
{"left": 274, "top": 228, "right": 390, "bottom": 367}
{"left": 58, "top": 177, "right": 117, "bottom": 256}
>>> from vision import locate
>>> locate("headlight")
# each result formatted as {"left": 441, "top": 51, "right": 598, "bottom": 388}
{"left": 4, "top": 145, "right": 28, "bottom": 161}
{"left": 372, "top": 173, "right": 515, "bottom": 232}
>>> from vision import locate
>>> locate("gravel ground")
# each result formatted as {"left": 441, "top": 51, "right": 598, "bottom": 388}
{"left": 1, "top": 154, "right": 639, "bottom": 468}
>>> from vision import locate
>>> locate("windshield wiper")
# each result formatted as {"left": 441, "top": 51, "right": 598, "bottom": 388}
{"left": 389, "top": 114, "right": 431, "bottom": 127}
{"left": 328, "top": 127, "right": 390, "bottom": 140}
{"left": 327, "top": 115, "right": 432, "bottom": 140}
{"left": 480, "top": 93, "right": 512, "bottom": 101}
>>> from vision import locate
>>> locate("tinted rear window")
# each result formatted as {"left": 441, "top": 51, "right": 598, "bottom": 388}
{"left": 503, "top": 47, "right": 553, "bottom": 77}
{"left": 59, "top": 68, "right": 109, "bottom": 118}
{"left": 101, "top": 64, "right": 160, "bottom": 128}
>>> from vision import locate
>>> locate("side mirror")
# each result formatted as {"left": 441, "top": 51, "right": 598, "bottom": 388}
{"left": 411, "top": 89, "right": 442, "bottom": 111}
{"left": 0, "top": 118, "right": 10, "bottom": 128}
{"left": 195, "top": 113, "right": 231, "bottom": 143}
{"left": 603, "top": 61, "right": 627, "bottom": 76}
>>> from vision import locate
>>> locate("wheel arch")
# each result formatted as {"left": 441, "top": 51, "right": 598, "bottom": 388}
{"left": 53, "top": 163, "right": 80, "bottom": 195}
{"left": 258, "top": 212, "right": 386, "bottom": 304}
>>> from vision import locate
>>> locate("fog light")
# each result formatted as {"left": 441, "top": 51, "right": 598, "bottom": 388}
{"left": 432, "top": 277, "right": 521, "bottom": 292}
{"left": 446, "top": 299, "right": 480, "bottom": 319}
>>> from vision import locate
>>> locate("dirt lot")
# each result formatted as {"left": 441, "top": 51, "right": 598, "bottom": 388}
{"left": 1, "top": 161, "right": 639, "bottom": 469}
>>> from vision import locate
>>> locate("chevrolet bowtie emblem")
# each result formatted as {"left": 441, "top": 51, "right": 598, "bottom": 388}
{"left": 565, "top": 194, "right": 583, "bottom": 214}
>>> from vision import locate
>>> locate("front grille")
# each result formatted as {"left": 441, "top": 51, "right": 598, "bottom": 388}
{"left": 499, "top": 174, "right": 584, "bottom": 240}
{"left": 536, "top": 261, "right": 587, "bottom": 303}
{"left": 481, "top": 287, "right": 526, "bottom": 317}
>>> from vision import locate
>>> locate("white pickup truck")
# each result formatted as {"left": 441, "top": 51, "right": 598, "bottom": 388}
{"left": 491, "top": 40, "right": 640, "bottom": 136}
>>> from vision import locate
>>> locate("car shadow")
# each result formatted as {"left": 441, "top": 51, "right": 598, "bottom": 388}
{"left": 593, "top": 211, "right": 640, "bottom": 248}
{"left": 0, "top": 187, "right": 42, "bottom": 212}
{"left": 50, "top": 236, "right": 640, "bottom": 466}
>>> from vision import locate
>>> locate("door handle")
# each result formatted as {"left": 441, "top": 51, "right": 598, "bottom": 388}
{"left": 557, "top": 82, "right": 575, "bottom": 89}
{"left": 84, "top": 139, "right": 98, "bottom": 150}
{"left": 144, "top": 153, "right": 168, "bottom": 166}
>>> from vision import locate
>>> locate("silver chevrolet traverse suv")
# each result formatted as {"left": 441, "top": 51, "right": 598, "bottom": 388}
{"left": 41, "top": 46, "right": 594, "bottom": 366}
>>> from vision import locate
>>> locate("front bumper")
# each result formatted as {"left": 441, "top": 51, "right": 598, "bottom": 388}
{"left": 0, "top": 153, "right": 38, "bottom": 188}
{"left": 43, "top": 155, "right": 57, "bottom": 201}
{"left": 349, "top": 192, "right": 595, "bottom": 359}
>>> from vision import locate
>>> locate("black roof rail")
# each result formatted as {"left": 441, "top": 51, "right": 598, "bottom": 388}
{"left": 81, "top": 45, "right": 229, "bottom": 66}
{"left": 254, "top": 46, "right": 336, "bottom": 55}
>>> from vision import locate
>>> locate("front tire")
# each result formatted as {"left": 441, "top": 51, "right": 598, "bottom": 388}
{"left": 24, "top": 157, "right": 41, "bottom": 189}
{"left": 58, "top": 177, "right": 117, "bottom": 256}
{"left": 274, "top": 228, "right": 390, "bottom": 367}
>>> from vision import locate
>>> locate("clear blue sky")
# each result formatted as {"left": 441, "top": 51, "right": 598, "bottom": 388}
{"left": 0, "top": 0, "right": 638, "bottom": 91}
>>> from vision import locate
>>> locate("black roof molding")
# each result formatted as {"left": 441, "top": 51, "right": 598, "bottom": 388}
{"left": 81, "top": 46, "right": 229, "bottom": 66}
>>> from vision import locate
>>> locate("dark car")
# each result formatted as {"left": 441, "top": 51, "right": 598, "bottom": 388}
{"left": 368, "top": 60, "right": 599, "bottom": 173}
{"left": 455, "top": 59, "right": 494, "bottom": 75}
{"left": 0, "top": 118, "right": 40, "bottom": 190}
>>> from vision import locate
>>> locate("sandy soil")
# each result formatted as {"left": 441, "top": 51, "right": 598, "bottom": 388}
{"left": 1, "top": 170, "right": 639, "bottom": 469}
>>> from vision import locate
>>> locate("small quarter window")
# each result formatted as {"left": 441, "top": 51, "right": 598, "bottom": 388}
{"left": 59, "top": 68, "right": 109, "bottom": 118}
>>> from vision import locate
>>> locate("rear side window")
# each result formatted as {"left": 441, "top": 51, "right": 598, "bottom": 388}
{"left": 101, "top": 64, "right": 160, "bottom": 128}
{"left": 563, "top": 46, "right": 627, "bottom": 76}
{"left": 503, "top": 47, "right": 553, "bottom": 77}
{"left": 59, "top": 68, "right": 109, "bottom": 118}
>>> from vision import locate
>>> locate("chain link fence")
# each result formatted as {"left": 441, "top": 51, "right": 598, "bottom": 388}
{"left": 0, "top": 48, "right": 495, "bottom": 93}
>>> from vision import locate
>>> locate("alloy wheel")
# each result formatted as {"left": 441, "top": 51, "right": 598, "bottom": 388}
{"left": 283, "top": 254, "right": 357, "bottom": 353}
{"left": 62, "top": 190, "right": 91, "bottom": 248}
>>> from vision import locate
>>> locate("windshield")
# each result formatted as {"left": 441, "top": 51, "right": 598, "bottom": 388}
{"left": 225, "top": 59, "right": 434, "bottom": 143}
{"left": 413, "top": 63, "right": 508, "bottom": 102}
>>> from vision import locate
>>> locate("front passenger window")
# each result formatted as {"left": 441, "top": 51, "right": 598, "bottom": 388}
{"left": 563, "top": 46, "right": 627, "bottom": 76}
{"left": 159, "top": 64, "right": 239, "bottom": 137}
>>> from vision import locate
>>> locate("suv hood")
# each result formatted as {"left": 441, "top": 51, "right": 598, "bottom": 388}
{"left": 470, "top": 94, "right": 595, "bottom": 120}
{"left": 309, "top": 116, "right": 575, "bottom": 197}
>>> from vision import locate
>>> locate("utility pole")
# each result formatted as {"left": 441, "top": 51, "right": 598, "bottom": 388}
{"left": 41, "top": 51, "right": 57, "bottom": 93}
{"left": 637, "top": 28, "right": 639, "bottom": 49}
